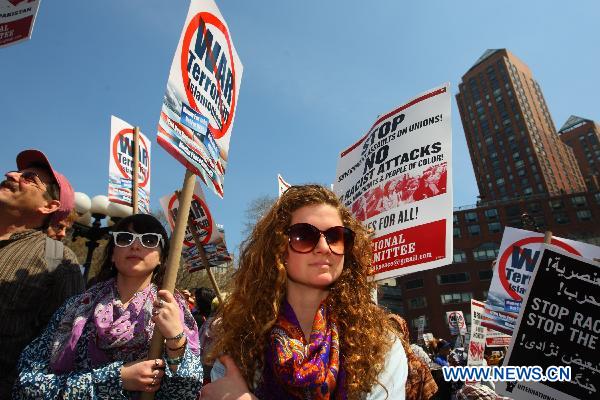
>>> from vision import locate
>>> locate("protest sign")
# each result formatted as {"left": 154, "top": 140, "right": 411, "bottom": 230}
{"left": 156, "top": 0, "right": 243, "bottom": 198}
{"left": 334, "top": 84, "right": 452, "bottom": 280}
{"left": 108, "top": 115, "right": 151, "bottom": 213}
{"left": 0, "top": 0, "right": 41, "bottom": 48}
{"left": 496, "top": 246, "right": 600, "bottom": 399}
{"left": 278, "top": 174, "right": 291, "bottom": 197}
{"left": 416, "top": 315, "right": 426, "bottom": 342}
{"left": 484, "top": 227, "right": 600, "bottom": 334}
{"left": 446, "top": 310, "right": 467, "bottom": 336}
{"left": 468, "top": 300, "right": 487, "bottom": 366}
{"left": 159, "top": 182, "right": 231, "bottom": 272}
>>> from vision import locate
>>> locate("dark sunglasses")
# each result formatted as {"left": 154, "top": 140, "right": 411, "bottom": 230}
{"left": 8, "top": 170, "right": 47, "bottom": 191}
{"left": 112, "top": 232, "right": 164, "bottom": 249}
{"left": 285, "top": 223, "right": 355, "bottom": 255}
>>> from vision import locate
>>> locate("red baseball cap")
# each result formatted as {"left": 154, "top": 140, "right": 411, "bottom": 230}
{"left": 16, "top": 149, "right": 75, "bottom": 224}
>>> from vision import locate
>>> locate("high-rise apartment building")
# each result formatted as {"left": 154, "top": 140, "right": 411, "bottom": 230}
{"left": 559, "top": 115, "right": 600, "bottom": 191}
{"left": 456, "top": 49, "right": 586, "bottom": 202}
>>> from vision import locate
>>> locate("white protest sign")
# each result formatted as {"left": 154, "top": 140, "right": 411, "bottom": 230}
{"left": 496, "top": 246, "right": 600, "bottom": 399}
{"left": 446, "top": 310, "right": 467, "bottom": 336}
{"left": 468, "top": 300, "right": 487, "bottom": 366}
{"left": 157, "top": 0, "right": 243, "bottom": 198}
{"left": 278, "top": 174, "right": 291, "bottom": 197}
{"left": 0, "top": 0, "right": 41, "bottom": 48}
{"left": 334, "top": 84, "right": 452, "bottom": 280}
{"left": 159, "top": 182, "right": 231, "bottom": 271}
{"left": 485, "top": 227, "right": 600, "bottom": 334}
{"left": 108, "top": 115, "right": 151, "bottom": 213}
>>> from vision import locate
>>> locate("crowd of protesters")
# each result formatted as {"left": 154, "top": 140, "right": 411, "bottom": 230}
{"left": 0, "top": 149, "right": 515, "bottom": 399}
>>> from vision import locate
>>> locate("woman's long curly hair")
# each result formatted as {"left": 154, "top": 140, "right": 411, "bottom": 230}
{"left": 206, "top": 185, "right": 396, "bottom": 398}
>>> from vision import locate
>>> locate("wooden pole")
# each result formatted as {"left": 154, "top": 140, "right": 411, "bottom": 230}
{"left": 176, "top": 191, "right": 224, "bottom": 304}
{"left": 140, "top": 169, "right": 195, "bottom": 400}
{"left": 132, "top": 127, "right": 140, "bottom": 214}
{"left": 189, "top": 223, "right": 224, "bottom": 304}
{"left": 543, "top": 231, "right": 552, "bottom": 244}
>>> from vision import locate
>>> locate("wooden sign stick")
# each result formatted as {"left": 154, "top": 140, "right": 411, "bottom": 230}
{"left": 132, "top": 126, "right": 140, "bottom": 214}
{"left": 175, "top": 190, "right": 224, "bottom": 304}
{"left": 140, "top": 169, "right": 195, "bottom": 400}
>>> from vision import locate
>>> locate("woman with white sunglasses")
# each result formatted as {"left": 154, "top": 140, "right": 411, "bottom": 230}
{"left": 14, "top": 214, "right": 202, "bottom": 399}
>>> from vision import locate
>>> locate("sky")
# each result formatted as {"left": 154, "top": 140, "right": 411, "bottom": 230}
{"left": 2, "top": 0, "right": 599, "bottom": 258}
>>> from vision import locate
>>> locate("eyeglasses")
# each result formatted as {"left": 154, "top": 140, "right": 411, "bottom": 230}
{"left": 285, "top": 223, "right": 355, "bottom": 255}
{"left": 112, "top": 232, "right": 164, "bottom": 249}
{"left": 8, "top": 170, "right": 47, "bottom": 191}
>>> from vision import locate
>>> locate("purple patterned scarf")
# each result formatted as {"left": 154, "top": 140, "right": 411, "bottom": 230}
{"left": 50, "top": 278, "right": 198, "bottom": 373}
{"left": 256, "top": 300, "right": 347, "bottom": 400}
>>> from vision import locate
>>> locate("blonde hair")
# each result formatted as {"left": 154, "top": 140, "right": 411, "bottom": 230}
{"left": 207, "top": 185, "right": 395, "bottom": 398}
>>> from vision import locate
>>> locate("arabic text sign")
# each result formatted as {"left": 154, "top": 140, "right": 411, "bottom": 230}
{"left": 496, "top": 247, "right": 600, "bottom": 400}
{"left": 108, "top": 115, "right": 151, "bottom": 213}
{"left": 484, "top": 227, "right": 600, "bottom": 334}
{"left": 334, "top": 84, "right": 452, "bottom": 280}
{"left": 157, "top": 0, "right": 243, "bottom": 198}
{"left": 0, "top": 0, "right": 41, "bottom": 48}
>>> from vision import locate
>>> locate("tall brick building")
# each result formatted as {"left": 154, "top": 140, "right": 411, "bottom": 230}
{"left": 379, "top": 49, "right": 600, "bottom": 341}
{"left": 455, "top": 49, "right": 585, "bottom": 201}
{"left": 559, "top": 115, "right": 600, "bottom": 191}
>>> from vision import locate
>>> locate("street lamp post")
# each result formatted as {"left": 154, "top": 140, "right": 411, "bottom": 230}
{"left": 72, "top": 193, "right": 133, "bottom": 281}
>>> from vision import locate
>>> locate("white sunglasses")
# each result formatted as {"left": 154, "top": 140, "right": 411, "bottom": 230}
{"left": 111, "top": 232, "right": 164, "bottom": 249}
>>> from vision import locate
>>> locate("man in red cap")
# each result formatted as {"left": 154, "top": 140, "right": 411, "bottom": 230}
{"left": 0, "top": 149, "right": 84, "bottom": 397}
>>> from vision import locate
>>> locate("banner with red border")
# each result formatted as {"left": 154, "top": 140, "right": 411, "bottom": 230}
{"left": 157, "top": 0, "right": 243, "bottom": 198}
{"left": 333, "top": 84, "right": 453, "bottom": 280}
{"left": 159, "top": 181, "right": 231, "bottom": 271}
{"left": 0, "top": 0, "right": 41, "bottom": 48}
{"left": 108, "top": 115, "right": 151, "bottom": 213}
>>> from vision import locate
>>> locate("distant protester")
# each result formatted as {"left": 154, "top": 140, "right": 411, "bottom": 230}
{"left": 46, "top": 208, "right": 78, "bottom": 241}
{"left": 433, "top": 338, "right": 452, "bottom": 367}
{"left": 14, "top": 214, "right": 202, "bottom": 398}
{"left": 0, "top": 149, "right": 84, "bottom": 398}
{"left": 388, "top": 314, "right": 438, "bottom": 400}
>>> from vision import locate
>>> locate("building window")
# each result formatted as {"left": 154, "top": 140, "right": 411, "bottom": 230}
{"left": 549, "top": 199, "right": 564, "bottom": 209}
{"left": 594, "top": 193, "right": 600, "bottom": 204}
{"left": 468, "top": 225, "right": 481, "bottom": 236}
{"left": 571, "top": 196, "right": 587, "bottom": 207}
{"left": 410, "top": 316, "right": 429, "bottom": 329}
{"left": 465, "top": 211, "right": 478, "bottom": 223}
{"left": 505, "top": 205, "right": 521, "bottom": 216}
{"left": 479, "top": 270, "right": 493, "bottom": 280}
{"left": 528, "top": 202, "right": 541, "bottom": 213}
{"left": 484, "top": 208, "right": 498, "bottom": 220}
{"left": 454, "top": 227, "right": 461, "bottom": 238}
{"left": 408, "top": 296, "right": 427, "bottom": 310}
{"left": 453, "top": 214, "right": 459, "bottom": 224}
{"left": 488, "top": 222, "right": 502, "bottom": 233}
{"left": 441, "top": 292, "right": 473, "bottom": 304}
{"left": 406, "top": 278, "right": 424, "bottom": 290}
{"left": 438, "top": 272, "right": 470, "bottom": 285}
{"left": 482, "top": 290, "right": 489, "bottom": 300}
{"left": 473, "top": 242, "right": 500, "bottom": 261}
{"left": 554, "top": 212, "right": 569, "bottom": 224}
{"left": 454, "top": 250, "right": 467, "bottom": 263}
{"left": 576, "top": 210, "right": 592, "bottom": 221}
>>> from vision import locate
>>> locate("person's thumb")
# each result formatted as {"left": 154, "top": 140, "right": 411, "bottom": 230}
{"left": 219, "top": 354, "right": 242, "bottom": 378}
